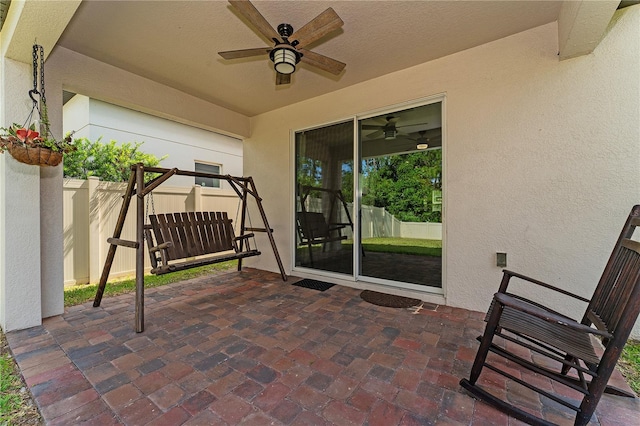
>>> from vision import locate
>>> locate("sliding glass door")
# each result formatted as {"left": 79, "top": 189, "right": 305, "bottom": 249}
{"left": 295, "top": 121, "right": 354, "bottom": 276}
{"left": 358, "top": 102, "right": 442, "bottom": 288}
{"left": 294, "top": 100, "right": 443, "bottom": 290}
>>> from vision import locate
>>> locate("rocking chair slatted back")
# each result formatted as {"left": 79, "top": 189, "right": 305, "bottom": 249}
{"left": 586, "top": 210, "right": 640, "bottom": 337}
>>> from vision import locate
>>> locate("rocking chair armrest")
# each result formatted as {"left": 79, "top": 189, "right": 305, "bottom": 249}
{"left": 149, "top": 241, "right": 173, "bottom": 252}
{"left": 233, "top": 233, "right": 255, "bottom": 241}
{"left": 493, "top": 292, "right": 612, "bottom": 338}
{"left": 327, "top": 223, "right": 347, "bottom": 230}
{"left": 501, "top": 269, "right": 591, "bottom": 303}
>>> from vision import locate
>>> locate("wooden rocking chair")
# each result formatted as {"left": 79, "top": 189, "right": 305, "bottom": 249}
{"left": 460, "top": 205, "right": 640, "bottom": 426}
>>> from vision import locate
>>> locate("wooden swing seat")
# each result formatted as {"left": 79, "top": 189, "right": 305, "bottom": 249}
{"left": 94, "top": 164, "right": 287, "bottom": 333}
{"left": 145, "top": 211, "right": 260, "bottom": 275}
{"left": 296, "top": 211, "right": 348, "bottom": 246}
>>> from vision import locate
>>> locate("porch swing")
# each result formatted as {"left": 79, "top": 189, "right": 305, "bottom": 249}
{"left": 93, "top": 163, "right": 287, "bottom": 332}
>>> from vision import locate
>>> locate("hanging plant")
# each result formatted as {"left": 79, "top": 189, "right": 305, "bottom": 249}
{"left": 0, "top": 44, "right": 74, "bottom": 167}
{"left": 0, "top": 122, "right": 74, "bottom": 167}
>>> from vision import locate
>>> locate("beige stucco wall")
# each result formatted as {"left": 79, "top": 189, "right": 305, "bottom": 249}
{"left": 244, "top": 8, "right": 640, "bottom": 334}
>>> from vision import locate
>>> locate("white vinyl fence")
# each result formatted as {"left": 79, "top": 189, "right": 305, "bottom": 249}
{"left": 63, "top": 177, "right": 242, "bottom": 286}
{"left": 302, "top": 198, "right": 443, "bottom": 240}
{"left": 357, "top": 204, "right": 442, "bottom": 240}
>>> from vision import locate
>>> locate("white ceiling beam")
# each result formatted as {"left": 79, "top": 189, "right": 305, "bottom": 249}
{"left": 558, "top": 0, "right": 619, "bottom": 60}
{"left": 1, "top": 0, "right": 81, "bottom": 62}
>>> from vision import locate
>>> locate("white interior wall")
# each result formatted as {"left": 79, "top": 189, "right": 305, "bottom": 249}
{"left": 63, "top": 95, "right": 243, "bottom": 188}
{"left": 244, "top": 8, "right": 640, "bottom": 335}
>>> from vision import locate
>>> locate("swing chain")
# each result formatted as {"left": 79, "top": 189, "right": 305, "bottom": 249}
{"left": 145, "top": 192, "right": 156, "bottom": 224}
{"left": 143, "top": 192, "right": 156, "bottom": 243}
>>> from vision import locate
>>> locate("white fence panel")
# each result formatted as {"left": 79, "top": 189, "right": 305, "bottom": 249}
{"left": 300, "top": 197, "right": 441, "bottom": 241}
{"left": 63, "top": 179, "right": 90, "bottom": 286}
{"left": 63, "top": 178, "right": 240, "bottom": 286}
{"left": 400, "top": 221, "right": 442, "bottom": 240}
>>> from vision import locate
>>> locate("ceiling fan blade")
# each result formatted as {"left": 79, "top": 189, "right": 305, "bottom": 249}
{"left": 219, "top": 47, "right": 271, "bottom": 59}
{"left": 276, "top": 72, "right": 291, "bottom": 85}
{"left": 361, "top": 124, "right": 384, "bottom": 130}
{"left": 228, "top": 0, "right": 280, "bottom": 42}
{"left": 298, "top": 48, "right": 345, "bottom": 75}
{"left": 290, "top": 7, "right": 344, "bottom": 49}
{"left": 367, "top": 130, "right": 384, "bottom": 139}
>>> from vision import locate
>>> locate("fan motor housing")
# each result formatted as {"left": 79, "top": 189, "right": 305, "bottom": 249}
{"left": 277, "top": 23, "right": 294, "bottom": 38}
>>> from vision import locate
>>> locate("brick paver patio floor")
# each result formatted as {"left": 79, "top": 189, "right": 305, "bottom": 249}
{"left": 6, "top": 268, "right": 640, "bottom": 425}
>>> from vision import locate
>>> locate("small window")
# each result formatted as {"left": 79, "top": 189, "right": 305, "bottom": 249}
{"left": 195, "top": 162, "right": 221, "bottom": 188}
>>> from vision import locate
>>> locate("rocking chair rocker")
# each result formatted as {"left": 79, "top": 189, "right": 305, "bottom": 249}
{"left": 460, "top": 205, "right": 640, "bottom": 426}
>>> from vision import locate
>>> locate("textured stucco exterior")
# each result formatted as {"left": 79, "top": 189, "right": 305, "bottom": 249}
{"left": 0, "top": 58, "right": 46, "bottom": 330}
{"left": 244, "top": 9, "right": 640, "bottom": 335}
{"left": 0, "top": 0, "right": 78, "bottom": 332}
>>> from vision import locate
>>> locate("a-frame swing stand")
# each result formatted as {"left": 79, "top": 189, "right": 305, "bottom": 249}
{"left": 93, "top": 164, "right": 287, "bottom": 332}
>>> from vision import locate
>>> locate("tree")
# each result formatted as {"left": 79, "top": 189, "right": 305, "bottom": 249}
{"left": 63, "top": 137, "right": 166, "bottom": 182}
{"left": 361, "top": 150, "right": 442, "bottom": 223}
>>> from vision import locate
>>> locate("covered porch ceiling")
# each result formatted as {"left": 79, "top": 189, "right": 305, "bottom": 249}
{"left": 2, "top": 1, "right": 626, "bottom": 119}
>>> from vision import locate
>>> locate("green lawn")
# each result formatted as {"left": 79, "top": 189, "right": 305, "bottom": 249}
{"left": 0, "top": 353, "right": 23, "bottom": 423}
{"left": 620, "top": 339, "right": 640, "bottom": 395}
{"left": 344, "top": 237, "right": 442, "bottom": 257}
{"left": 0, "top": 330, "right": 42, "bottom": 425}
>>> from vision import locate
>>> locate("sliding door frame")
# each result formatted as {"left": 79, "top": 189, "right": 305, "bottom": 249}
{"left": 291, "top": 94, "right": 447, "bottom": 296}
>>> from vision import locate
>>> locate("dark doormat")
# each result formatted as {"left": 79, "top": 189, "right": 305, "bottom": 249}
{"left": 292, "top": 279, "right": 335, "bottom": 292}
{"left": 360, "top": 290, "right": 421, "bottom": 308}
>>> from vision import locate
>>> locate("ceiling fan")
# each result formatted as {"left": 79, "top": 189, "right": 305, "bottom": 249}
{"left": 218, "top": 0, "right": 346, "bottom": 85}
{"left": 362, "top": 116, "right": 417, "bottom": 140}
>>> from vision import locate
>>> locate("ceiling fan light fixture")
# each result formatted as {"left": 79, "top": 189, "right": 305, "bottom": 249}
{"left": 416, "top": 142, "right": 429, "bottom": 150}
{"left": 271, "top": 46, "right": 298, "bottom": 75}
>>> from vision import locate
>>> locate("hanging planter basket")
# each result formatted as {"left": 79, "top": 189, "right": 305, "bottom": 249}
{"left": 0, "top": 44, "right": 74, "bottom": 167}
{"left": 3, "top": 140, "right": 63, "bottom": 166}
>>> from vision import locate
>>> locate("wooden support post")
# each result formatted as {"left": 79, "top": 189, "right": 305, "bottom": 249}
{"left": 93, "top": 170, "right": 137, "bottom": 307}
{"left": 135, "top": 164, "right": 145, "bottom": 333}
{"left": 249, "top": 177, "right": 287, "bottom": 281}
{"left": 141, "top": 168, "right": 178, "bottom": 196}
{"left": 237, "top": 186, "right": 249, "bottom": 272}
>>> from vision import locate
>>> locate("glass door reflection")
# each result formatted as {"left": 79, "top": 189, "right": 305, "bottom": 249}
{"left": 358, "top": 102, "right": 443, "bottom": 288}
{"left": 295, "top": 121, "right": 354, "bottom": 276}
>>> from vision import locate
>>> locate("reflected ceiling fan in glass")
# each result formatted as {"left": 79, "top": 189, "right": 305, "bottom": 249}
{"left": 362, "top": 116, "right": 412, "bottom": 140}
{"left": 362, "top": 116, "right": 432, "bottom": 141}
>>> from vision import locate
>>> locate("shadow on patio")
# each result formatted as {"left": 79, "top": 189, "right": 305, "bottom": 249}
{"left": 6, "top": 269, "right": 639, "bottom": 425}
